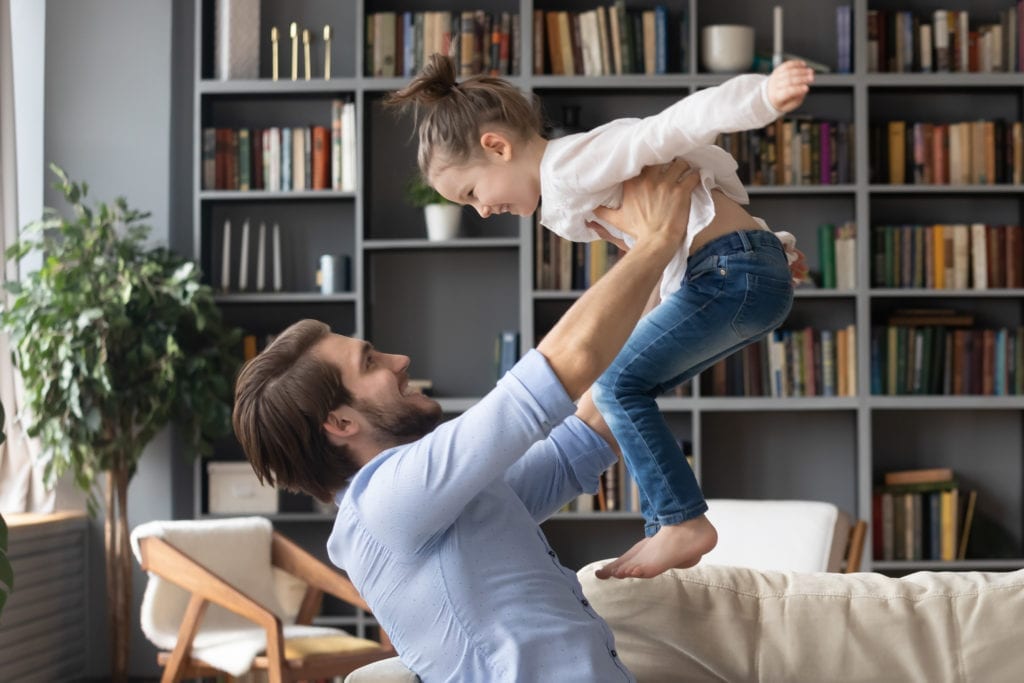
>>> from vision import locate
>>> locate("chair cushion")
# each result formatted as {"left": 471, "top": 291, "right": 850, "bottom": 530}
{"left": 284, "top": 634, "right": 383, "bottom": 659}
{"left": 703, "top": 499, "right": 848, "bottom": 571}
{"left": 578, "top": 560, "right": 1024, "bottom": 682}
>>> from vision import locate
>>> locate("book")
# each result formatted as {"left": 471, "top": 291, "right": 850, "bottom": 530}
{"left": 884, "top": 467, "right": 954, "bottom": 486}
{"left": 957, "top": 489, "right": 978, "bottom": 560}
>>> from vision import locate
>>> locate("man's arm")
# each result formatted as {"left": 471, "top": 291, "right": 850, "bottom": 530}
{"left": 537, "top": 160, "right": 697, "bottom": 399}
{"left": 502, "top": 390, "right": 620, "bottom": 520}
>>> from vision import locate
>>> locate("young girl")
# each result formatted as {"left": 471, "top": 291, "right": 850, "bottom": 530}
{"left": 386, "top": 54, "right": 813, "bottom": 580}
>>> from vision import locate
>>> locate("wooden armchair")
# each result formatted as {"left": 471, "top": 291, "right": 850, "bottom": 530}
{"left": 132, "top": 518, "right": 396, "bottom": 683}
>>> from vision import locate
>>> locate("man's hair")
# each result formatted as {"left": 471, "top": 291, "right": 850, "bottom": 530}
{"left": 232, "top": 319, "right": 358, "bottom": 503}
{"left": 383, "top": 53, "right": 544, "bottom": 178}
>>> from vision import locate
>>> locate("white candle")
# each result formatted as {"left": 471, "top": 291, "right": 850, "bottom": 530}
{"left": 773, "top": 6, "right": 784, "bottom": 67}
{"left": 220, "top": 219, "right": 231, "bottom": 291}
{"left": 273, "top": 222, "right": 282, "bottom": 291}
{"left": 256, "top": 221, "right": 266, "bottom": 291}
{"left": 238, "top": 219, "right": 250, "bottom": 290}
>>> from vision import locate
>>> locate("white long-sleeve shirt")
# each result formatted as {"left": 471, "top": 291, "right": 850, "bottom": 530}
{"left": 539, "top": 74, "right": 796, "bottom": 300}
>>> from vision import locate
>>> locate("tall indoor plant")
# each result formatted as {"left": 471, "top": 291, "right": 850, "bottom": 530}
{"left": 0, "top": 166, "right": 241, "bottom": 681}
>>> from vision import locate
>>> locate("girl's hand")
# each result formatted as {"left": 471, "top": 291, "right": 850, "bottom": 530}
{"left": 767, "top": 60, "right": 814, "bottom": 113}
{"left": 789, "top": 247, "right": 809, "bottom": 284}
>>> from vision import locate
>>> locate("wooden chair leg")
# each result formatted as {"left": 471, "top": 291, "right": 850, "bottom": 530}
{"left": 161, "top": 594, "right": 209, "bottom": 683}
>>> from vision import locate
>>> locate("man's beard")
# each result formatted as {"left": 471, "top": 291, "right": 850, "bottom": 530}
{"left": 356, "top": 394, "right": 443, "bottom": 445}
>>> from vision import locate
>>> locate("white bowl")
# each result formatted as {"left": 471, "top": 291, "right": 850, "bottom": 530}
{"left": 701, "top": 25, "right": 755, "bottom": 73}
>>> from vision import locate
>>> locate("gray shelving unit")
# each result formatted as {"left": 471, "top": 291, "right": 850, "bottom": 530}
{"left": 192, "top": 0, "right": 1024, "bottom": 581}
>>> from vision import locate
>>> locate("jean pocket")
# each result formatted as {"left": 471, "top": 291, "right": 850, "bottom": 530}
{"left": 730, "top": 272, "right": 794, "bottom": 339}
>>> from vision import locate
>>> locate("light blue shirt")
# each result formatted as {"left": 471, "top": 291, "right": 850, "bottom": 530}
{"left": 327, "top": 349, "right": 633, "bottom": 683}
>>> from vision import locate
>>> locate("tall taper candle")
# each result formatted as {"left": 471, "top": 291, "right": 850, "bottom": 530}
{"left": 220, "top": 219, "right": 231, "bottom": 291}
{"left": 773, "top": 6, "right": 784, "bottom": 67}
{"left": 273, "top": 222, "right": 283, "bottom": 291}
{"left": 256, "top": 221, "right": 266, "bottom": 291}
{"left": 238, "top": 219, "right": 250, "bottom": 290}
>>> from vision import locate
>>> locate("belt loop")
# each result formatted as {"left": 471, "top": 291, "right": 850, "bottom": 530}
{"left": 737, "top": 229, "right": 753, "bottom": 252}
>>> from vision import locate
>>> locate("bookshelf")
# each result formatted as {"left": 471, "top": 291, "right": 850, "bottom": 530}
{"left": 191, "top": 0, "right": 1024, "bottom": 609}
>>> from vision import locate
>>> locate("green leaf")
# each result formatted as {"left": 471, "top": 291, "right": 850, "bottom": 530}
{"left": 0, "top": 166, "right": 242, "bottom": 502}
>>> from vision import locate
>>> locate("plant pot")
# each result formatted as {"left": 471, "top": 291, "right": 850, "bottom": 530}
{"left": 424, "top": 204, "right": 462, "bottom": 241}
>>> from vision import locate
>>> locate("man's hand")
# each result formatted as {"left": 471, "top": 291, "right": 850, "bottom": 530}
{"left": 767, "top": 59, "right": 814, "bottom": 113}
{"left": 591, "top": 158, "right": 699, "bottom": 254}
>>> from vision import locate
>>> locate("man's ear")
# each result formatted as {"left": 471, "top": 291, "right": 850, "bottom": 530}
{"left": 323, "top": 406, "right": 359, "bottom": 441}
{"left": 479, "top": 131, "right": 513, "bottom": 161}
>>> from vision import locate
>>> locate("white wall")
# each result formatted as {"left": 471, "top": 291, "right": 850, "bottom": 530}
{"left": 40, "top": 0, "right": 190, "bottom": 676}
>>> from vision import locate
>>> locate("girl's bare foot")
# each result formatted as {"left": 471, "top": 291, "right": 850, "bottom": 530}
{"left": 594, "top": 514, "right": 717, "bottom": 579}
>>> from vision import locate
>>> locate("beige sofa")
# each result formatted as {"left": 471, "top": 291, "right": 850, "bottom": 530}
{"left": 346, "top": 562, "right": 1024, "bottom": 682}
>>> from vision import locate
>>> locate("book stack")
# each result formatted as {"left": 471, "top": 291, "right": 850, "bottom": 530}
{"left": 201, "top": 99, "right": 356, "bottom": 192}
{"left": 871, "top": 119, "right": 1024, "bottom": 186}
{"left": 706, "top": 326, "right": 857, "bottom": 398}
{"left": 365, "top": 10, "right": 519, "bottom": 78}
{"left": 867, "top": 6, "right": 1024, "bottom": 73}
{"left": 533, "top": 2, "right": 678, "bottom": 76}
{"left": 717, "top": 117, "right": 855, "bottom": 187}
{"left": 534, "top": 223, "right": 624, "bottom": 291}
{"left": 873, "top": 467, "right": 978, "bottom": 562}
{"left": 871, "top": 308, "right": 1024, "bottom": 396}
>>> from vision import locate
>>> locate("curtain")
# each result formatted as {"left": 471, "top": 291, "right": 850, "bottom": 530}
{"left": 0, "top": 0, "right": 52, "bottom": 513}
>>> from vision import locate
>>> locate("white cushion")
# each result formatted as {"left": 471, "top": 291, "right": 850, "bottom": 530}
{"left": 579, "top": 561, "right": 1024, "bottom": 682}
{"left": 703, "top": 499, "right": 848, "bottom": 572}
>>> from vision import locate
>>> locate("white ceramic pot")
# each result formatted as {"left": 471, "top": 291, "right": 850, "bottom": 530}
{"left": 701, "top": 24, "right": 755, "bottom": 73}
{"left": 424, "top": 203, "right": 462, "bottom": 241}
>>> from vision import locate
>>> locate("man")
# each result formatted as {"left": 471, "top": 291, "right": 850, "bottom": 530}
{"left": 233, "top": 160, "right": 700, "bottom": 682}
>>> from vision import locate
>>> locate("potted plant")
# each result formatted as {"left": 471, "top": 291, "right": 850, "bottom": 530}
{"left": 0, "top": 166, "right": 241, "bottom": 682}
{"left": 406, "top": 173, "right": 461, "bottom": 241}
{"left": 0, "top": 400, "right": 10, "bottom": 618}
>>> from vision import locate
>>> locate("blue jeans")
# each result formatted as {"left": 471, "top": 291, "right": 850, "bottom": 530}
{"left": 593, "top": 229, "right": 793, "bottom": 536}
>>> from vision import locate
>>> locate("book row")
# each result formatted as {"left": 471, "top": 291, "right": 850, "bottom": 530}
{"left": 201, "top": 100, "right": 357, "bottom": 193}
{"left": 816, "top": 222, "right": 857, "bottom": 290}
{"left": 716, "top": 119, "right": 855, "bottom": 187}
{"left": 533, "top": 3, "right": 677, "bottom": 76}
{"left": 873, "top": 482, "right": 977, "bottom": 562}
{"left": 534, "top": 224, "right": 624, "bottom": 291}
{"left": 365, "top": 10, "right": 520, "bottom": 78}
{"left": 706, "top": 325, "right": 858, "bottom": 399}
{"left": 871, "top": 322, "right": 1024, "bottom": 397}
{"left": 870, "top": 120, "right": 1024, "bottom": 186}
{"left": 867, "top": 5, "right": 1024, "bottom": 73}
{"left": 871, "top": 223, "right": 1024, "bottom": 291}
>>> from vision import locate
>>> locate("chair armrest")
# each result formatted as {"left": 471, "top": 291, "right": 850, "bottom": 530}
{"left": 271, "top": 531, "right": 371, "bottom": 612}
{"left": 138, "top": 535, "right": 280, "bottom": 631}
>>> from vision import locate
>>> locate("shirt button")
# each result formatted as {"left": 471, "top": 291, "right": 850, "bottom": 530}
{"left": 547, "top": 550, "right": 556, "bottom": 557}
{"left": 581, "top": 599, "right": 590, "bottom": 607}
{"left": 610, "top": 650, "right": 618, "bottom": 658}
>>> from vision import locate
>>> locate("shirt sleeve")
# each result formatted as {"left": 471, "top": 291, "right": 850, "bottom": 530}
{"left": 545, "top": 74, "right": 780, "bottom": 197}
{"left": 502, "top": 415, "right": 617, "bottom": 523}
{"left": 346, "top": 349, "right": 577, "bottom": 555}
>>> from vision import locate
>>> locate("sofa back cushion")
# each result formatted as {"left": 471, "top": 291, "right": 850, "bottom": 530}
{"left": 579, "top": 561, "right": 1024, "bottom": 682}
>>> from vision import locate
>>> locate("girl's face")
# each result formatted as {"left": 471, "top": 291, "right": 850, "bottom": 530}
{"left": 429, "top": 133, "right": 542, "bottom": 218}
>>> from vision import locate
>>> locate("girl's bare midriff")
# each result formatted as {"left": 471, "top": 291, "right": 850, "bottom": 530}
{"left": 688, "top": 188, "right": 761, "bottom": 255}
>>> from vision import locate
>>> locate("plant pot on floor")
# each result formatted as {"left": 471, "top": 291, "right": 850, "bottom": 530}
{"left": 424, "top": 204, "right": 461, "bottom": 241}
